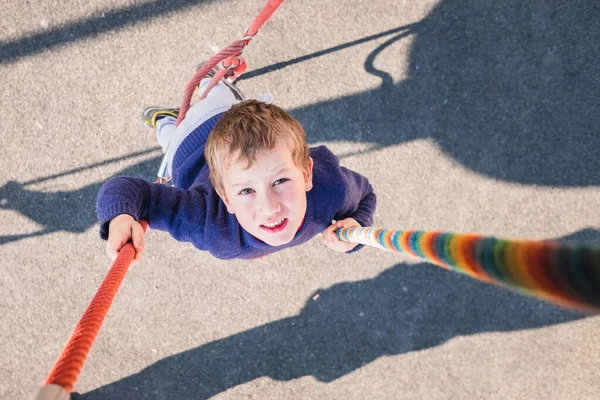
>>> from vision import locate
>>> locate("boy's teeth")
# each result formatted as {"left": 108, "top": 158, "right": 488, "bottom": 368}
{"left": 263, "top": 219, "right": 284, "bottom": 228}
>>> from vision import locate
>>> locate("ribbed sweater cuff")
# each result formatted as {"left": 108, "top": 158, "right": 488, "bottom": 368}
{"left": 98, "top": 203, "right": 140, "bottom": 240}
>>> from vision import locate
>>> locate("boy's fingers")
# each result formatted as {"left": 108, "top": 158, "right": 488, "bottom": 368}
{"left": 108, "top": 242, "right": 142, "bottom": 263}
{"left": 131, "top": 223, "right": 145, "bottom": 262}
{"left": 106, "top": 243, "right": 119, "bottom": 261}
{"left": 332, "top": 224, "right": 342, "bottom": 241}
{"left": 131, "top": 224, "right": 145, "bottom": 251}
{"left": 328, "top": 226, "right": 339, "bottom": 243}
{"left": 105, "top": 222, "right": 145, "bottom": 264}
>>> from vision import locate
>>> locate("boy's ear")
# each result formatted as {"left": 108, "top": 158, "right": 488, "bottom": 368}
{"left": 216, "top": 189, "right": 235, "bottom": 214}
{"left": 304, "top": 157, "right": 314, "bottom": 191}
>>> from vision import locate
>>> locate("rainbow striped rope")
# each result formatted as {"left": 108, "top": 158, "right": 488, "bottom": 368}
{"left": 337, "top": 227, "right": 600, "bottom": 314}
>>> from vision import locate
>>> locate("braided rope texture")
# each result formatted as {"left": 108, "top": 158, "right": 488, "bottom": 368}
{"left": 176, "top": 45, "right": 245, "bottom": 126}
{"left": 245, "top": 0, "right": 285, "bottom": 37}
{"left": 44, "top": 221, "right": 148, "bottom": 392}
{"left": 176, "top": 0, "right": 285, "bottom": 126}
{"left": 337, "top": 228, "right": 600, "bottom": 313}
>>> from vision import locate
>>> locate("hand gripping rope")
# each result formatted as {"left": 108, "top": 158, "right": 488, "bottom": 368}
{"left": 337, "top": 227, "right": 600, "bottom": 313}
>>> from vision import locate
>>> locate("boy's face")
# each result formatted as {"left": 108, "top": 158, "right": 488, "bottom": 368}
{"left": 217, "top": 143, "right": 313, "bottom": 247}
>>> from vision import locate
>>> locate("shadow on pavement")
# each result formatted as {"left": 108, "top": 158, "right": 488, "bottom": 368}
{"left": 558, "top": 228, "right": 600, "bottom": 246}
{"left": 66, "top": 2, "right": 599, "bottom": 396}
{"left": 0, "top": 0, "right": 215, "bottom": 64}
{"left": 3, "top": 1, "right": 599, "bottom": 245}
{"left": 290, "top": 0, "right": 600, "bottom": 187}
{"left": 5, "top": 0, "right": 596, "bottom": 398}
{"left": 0, "top": 154, "right": 161, "bottom": 246}
{"left": 73, "top": 258, "right": 586, "bottom": 400}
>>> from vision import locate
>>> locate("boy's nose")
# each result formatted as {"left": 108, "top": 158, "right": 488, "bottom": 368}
{"left": 258, "top": 191, "right": 281, "bottom": 216}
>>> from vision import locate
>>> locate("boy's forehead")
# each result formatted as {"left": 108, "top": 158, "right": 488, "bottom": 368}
{"left": 231, "top": 143, "right": 294, "bottom": 166}
{"left": 223, "top": 144, "right": 297, "bottom": 176}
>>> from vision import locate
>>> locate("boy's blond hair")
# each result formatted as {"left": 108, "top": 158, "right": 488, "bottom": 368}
{"left": 205, "top": 100, "right": 310, "bottom": 193}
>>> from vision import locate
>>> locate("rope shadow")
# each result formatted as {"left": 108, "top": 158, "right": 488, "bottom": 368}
{"left": 0, "top": 0, "right": 215, "bottom": 64}
{"left": 0, "top": 228, "right": 55, "bottom": 247}
{"left": 239, "top": 23, "right": 419, "bottom": 81}
{"left": 73, "top": 250, "right": 589, "bottom": 399}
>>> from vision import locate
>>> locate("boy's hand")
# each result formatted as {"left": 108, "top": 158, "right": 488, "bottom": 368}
{"left": 106, "top": 214, "right": 145, "bottom": 265}
{"left": 322, "top": 218, "right": 361, "bottom": 253}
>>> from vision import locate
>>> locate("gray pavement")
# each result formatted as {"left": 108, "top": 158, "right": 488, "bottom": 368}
{"left": 2, "top": 0, "right": 600, "bottom": 399}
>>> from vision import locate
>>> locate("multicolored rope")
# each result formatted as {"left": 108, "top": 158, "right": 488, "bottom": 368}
{"left": 337, "top": 227, "right": 600, "bottom": 314}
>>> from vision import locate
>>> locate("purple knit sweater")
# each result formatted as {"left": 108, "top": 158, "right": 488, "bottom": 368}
{"left": 96, "top": 114, "right": 376, "bottom": 259}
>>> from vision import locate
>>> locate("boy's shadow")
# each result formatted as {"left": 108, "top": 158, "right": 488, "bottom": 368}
{"left": 293, "top": 0, "right": 600, "bottom": 187}
{"left": 73, "top": 259, "right": 587, "bottom": 400}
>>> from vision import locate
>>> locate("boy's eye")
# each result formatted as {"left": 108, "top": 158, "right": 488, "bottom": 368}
{"left": 238, "top": 188, "right": 254, "bottom": 195}
{"left": 273, "top": 178, "right": 289, "bottom": 186}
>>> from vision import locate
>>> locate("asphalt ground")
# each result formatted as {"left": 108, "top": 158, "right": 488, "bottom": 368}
{"left": 1, "top": 0, "right": 600, "bottom": 399}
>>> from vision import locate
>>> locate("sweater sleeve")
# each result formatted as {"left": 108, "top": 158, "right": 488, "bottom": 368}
{"left": 324, "top": 157, "right": 377, "bottom": 254}
{"left": 334, "top": 166, "right": 377, "bottom": 228}
{"left": 96, "top": 177, "right": 149, "bottom": 238}
{"left": 310, "top": 145, "right": 377, "bottom": 254}
{"left": 333, "top": 165, "right": 377, "bottom": 255}
{"left": 334, "top": 167, "right": 377, "bottom": 227}
{"left": 96, "top": 177, "right": 213, "bottom": 250}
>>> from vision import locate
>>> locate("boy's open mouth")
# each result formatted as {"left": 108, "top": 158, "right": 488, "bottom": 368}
{"left": 260, "top": 218, "right": 288, "bottom": 233}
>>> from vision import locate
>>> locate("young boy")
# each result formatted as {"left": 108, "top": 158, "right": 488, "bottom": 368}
{"left": 96, "top": 72, "right": 376, "bottom": 261}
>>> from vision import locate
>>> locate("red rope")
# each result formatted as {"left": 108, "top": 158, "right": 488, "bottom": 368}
{"left": 175, "top": 0, "right": 285, "bottom": 127}
{"left": 42, "top": 1, "right": 286, "bottom": 393}
{"left": 246, "top": 0, "right": 285, "bottom": 37}
{"left": 43, "top": 221, "right": 148, "bottom": 393}
{"left": 176, "top": 42, "right": 245, "bottom": 126}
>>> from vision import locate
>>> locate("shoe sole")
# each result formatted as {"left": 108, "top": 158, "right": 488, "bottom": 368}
{"left": 142, "top": 107, "right": 179, "bottom": 128}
